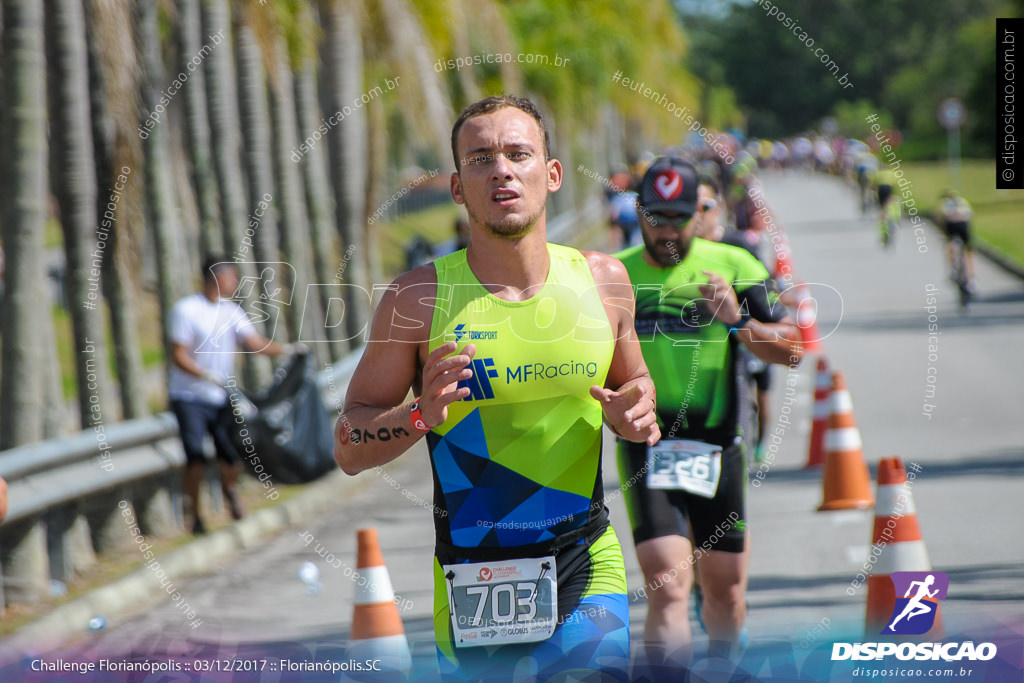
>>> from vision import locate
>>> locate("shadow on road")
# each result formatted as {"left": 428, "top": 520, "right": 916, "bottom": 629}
{"left": 823, "top": 293, "right": 1024, "bottom": 333}
{"left": 875, "top": 449, "right": 1024, "bottom": 479}
{"left": 763, "top": 449, "right": 1024, "bottom": 485}
{"left": 944, "top": 563, "right": 1024, "bottom": 602}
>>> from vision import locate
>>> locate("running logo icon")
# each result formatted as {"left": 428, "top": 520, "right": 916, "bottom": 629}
{"left": 882, "top": 571, "right": 949, "bottom": 635}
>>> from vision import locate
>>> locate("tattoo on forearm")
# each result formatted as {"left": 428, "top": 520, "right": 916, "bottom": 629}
{"left": 347, "top": 425, "right": 412, "bottom": 445}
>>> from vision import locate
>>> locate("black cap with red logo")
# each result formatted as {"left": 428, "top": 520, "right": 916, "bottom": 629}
{"left": 638, "top": 156, "right": 699, "bottom": 216}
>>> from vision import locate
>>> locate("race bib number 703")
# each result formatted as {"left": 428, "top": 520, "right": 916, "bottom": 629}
{"left": 443, "top": 556, "right": 557, "bottom": 648}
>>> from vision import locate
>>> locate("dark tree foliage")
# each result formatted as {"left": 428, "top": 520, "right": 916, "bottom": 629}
{"left": 684, "top": 0, "right": 1006, "bottom": 148}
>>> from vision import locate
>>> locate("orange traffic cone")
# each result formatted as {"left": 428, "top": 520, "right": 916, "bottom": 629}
{"left": 792, "top": 280, "right": 823, "bottom": 353}
{"left": 864, "top": 458, "right": 943, "bottom": 637}
{"left": 804, "top": 359, "right": 831, "bottom": 468}
{"left": 774, "top": 240, "right": 795, "bottom": 283}
{"left": 817, "top": 371, "right": 874, "bottom": 511}
{"left": 349, "top": 528, "right": 411, "bottom": 676}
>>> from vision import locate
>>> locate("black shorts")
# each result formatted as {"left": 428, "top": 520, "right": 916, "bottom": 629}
{"left": 877, "top": 184, "right": 893, "bottom": 207}
{"left": 616, "top": 436, "right": 747, "bottom": 554}
{"left": 752, "top": 367, "right": 771, "bottom": 392}
{"left": 745, "top": 353, "right": 772, "bottom": 392}
{"left": 170, "top": 399, "right": 242, "bottom": 466}
{"left": 945, "top": 221, "right": 971, "bottom": 247}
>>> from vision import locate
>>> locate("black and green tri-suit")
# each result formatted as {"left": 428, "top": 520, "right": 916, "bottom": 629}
{"left": 616, "top": 238, "right": 786, "bottom": 553}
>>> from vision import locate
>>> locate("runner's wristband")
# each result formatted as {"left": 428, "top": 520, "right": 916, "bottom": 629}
{"left": 410, "top": 398, "right": 432, "bottom": 432}
{"left": 728, "top": 311, "right": 751, "bottom": 335}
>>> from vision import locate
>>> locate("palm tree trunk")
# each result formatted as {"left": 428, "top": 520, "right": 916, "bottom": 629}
{"left": 136, "top": 0, "right": 186, "bottom": 378}
{"left": 235, "top": 16, "right": 278, "bottom": 270}
{"left": 235, "top": 12, "right": 293, "bottom": 376}
{"left": 449, "top": 0, "right": 480, "bottom": 103}
{"left": 202, "top": 0, "right": 247, "bottom": 259}
{"left": 46, "top": 0, "right": 116, "bottom": 429}
{"left": 202, "top": 0, "right": 268, "bottom": 389}
{"left": 41, "top": 293, "right": 68, "bottom": 438}
{"left": 85, "top": 0, "right": 147, "bottom": 419}
{"left": 268, "top": 37, "right": 326, "bottom": 363}
{"left": 323, "top": 0, "right": 370, "bottom": 343}
{"left": 364, "top": 96, "right": 386, "bottom": 286}
{"left": 0, "top": 0, "right": 47, "bottom": 448}
{"left": 178, "top": 0, "right": 222, "bottom": 261}
{"left": 377, "top": 0, "right": 452, "bottom": 163}
{"left": 294, "top": 51, "right": 347, "bottom": 361}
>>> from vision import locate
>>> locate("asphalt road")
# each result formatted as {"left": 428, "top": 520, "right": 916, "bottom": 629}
{"left": 13, "top": 170, "right": 1024, "bottom": 680}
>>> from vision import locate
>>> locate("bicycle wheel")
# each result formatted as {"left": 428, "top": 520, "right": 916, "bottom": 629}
{"left": 951, "top": 238, "right": 970, "bottom": 308}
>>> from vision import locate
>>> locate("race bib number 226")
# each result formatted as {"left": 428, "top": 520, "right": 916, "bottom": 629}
{"left": 646, "top": 439, "right": 722, "bottom": 498}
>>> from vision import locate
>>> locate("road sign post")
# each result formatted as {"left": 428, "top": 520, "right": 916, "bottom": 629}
{"left": 937, "top": 97, "right": 966, "bottom": 192}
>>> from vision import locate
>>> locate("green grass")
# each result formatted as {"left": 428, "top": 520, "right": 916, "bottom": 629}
{"left": 52, "top": 305, "right": 78, "bottom": 399}
{"left": 901, "top": 159, "right": 1024, "bottom": 265}
{"left": 44, "top": 218, "right": 63, "bottom": 248}
{"left": 379, "top": 202, "right": 463, "bottom": 277}
{"left": 53, "top": 294, "right": 167, "bottom": 402}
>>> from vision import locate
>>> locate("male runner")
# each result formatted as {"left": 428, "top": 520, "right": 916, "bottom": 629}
{"left": 335, "top": 95, "right": 659, "bottom": 682}
{"left": 693, "top": 182, "right": 724, "bottom": 243}
{"left": 615, "top": 158, "right": 803, "bottom": 664}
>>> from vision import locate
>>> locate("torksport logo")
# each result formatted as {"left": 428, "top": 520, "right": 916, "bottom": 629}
{"left": 453, "top": 323, "right": 498, "bottom": 342}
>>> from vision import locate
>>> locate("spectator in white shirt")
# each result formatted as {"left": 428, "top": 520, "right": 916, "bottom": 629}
{"left": 169, "top": 257, "right": 298, "bottom": 534}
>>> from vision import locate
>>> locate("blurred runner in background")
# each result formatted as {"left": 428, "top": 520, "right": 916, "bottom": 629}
{"left": 615, "top": 157, "right": 802, "bottom": 669}
{"left": 608, "top": 169, "right": 642, "bottom": 249}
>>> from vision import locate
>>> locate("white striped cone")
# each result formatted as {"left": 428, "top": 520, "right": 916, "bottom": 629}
{"left": 805, "top": 359, "right": 831, "bottom": 468}
{"left": 818, "top": 371, "right": 873, "bottom": 511}
{"left": 349, "top": 528, "right": 411, "bottom": 677}
{"left": 864, "top": 458, "right": 940, "bottom": 637}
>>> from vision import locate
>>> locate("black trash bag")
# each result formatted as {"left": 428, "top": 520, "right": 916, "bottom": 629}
{"left": 229, "top": 352, "right": 336, "bottom": 484}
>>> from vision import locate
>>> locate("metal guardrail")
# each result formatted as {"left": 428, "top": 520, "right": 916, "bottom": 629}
{"left": 548, "top": 195, "right": 603, "bottom": 246}
{"left": 0, "top": 200, "right": 599, "bottom": 608}
{"left": 0, "top": 413, "right": 178, "bottom": 487}
{"left": 0, "top": 359, "right": 364, "bottom": 609}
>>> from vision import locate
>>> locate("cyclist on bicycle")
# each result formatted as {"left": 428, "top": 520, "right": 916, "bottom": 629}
{"left": 874, "top": 166, "right": 899, "bottom": 245}
{"left": 854, "top": 152, "right": 878, "bottom": 214}
{"left": 940, "top": 189, "right": 976, "bottom": 291}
